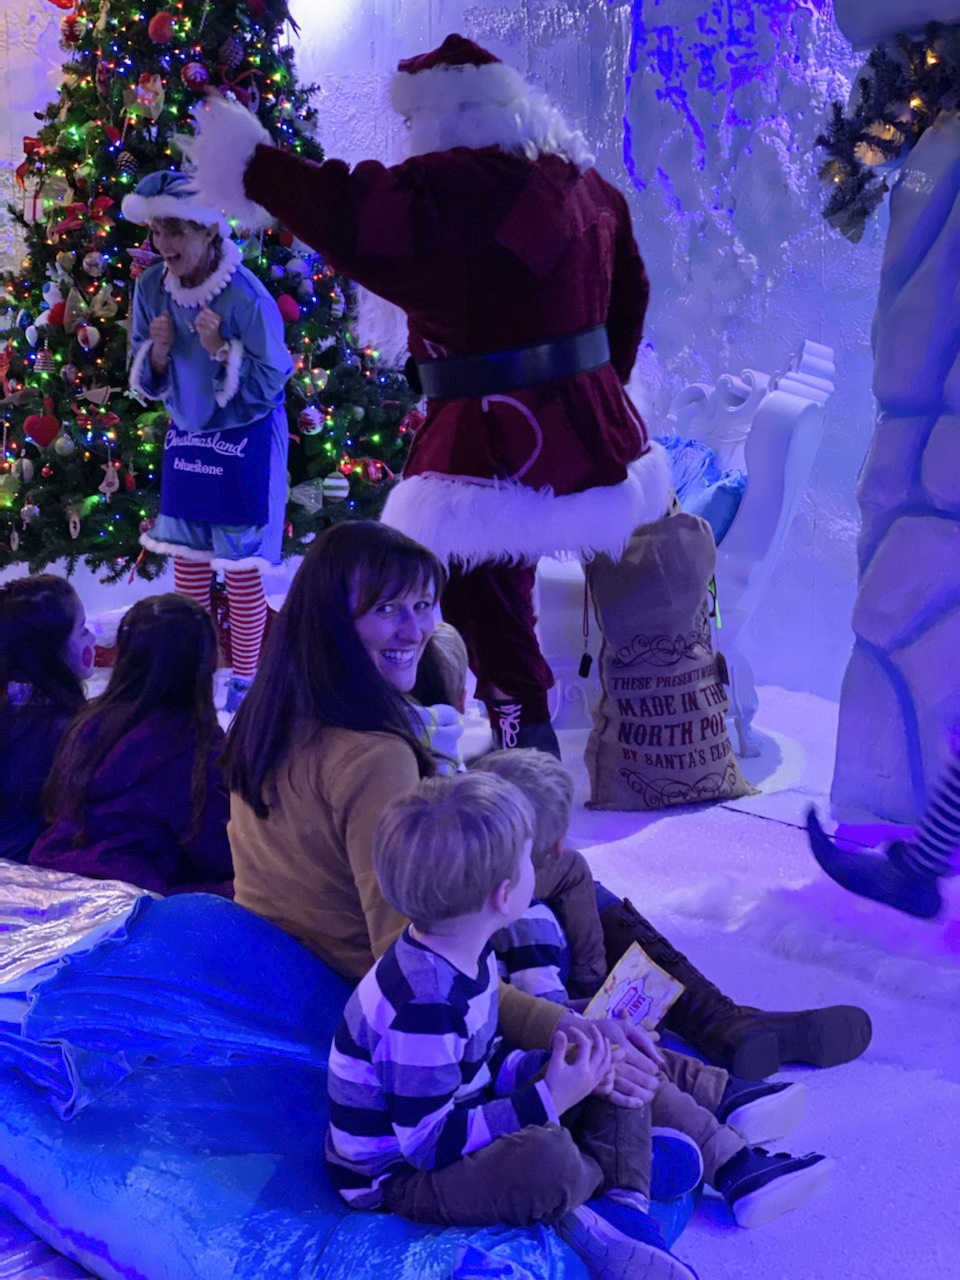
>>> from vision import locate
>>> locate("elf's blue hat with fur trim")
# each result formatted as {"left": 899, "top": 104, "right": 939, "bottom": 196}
{"left": 121, "top": 170, "right": 231, "bottom": 238}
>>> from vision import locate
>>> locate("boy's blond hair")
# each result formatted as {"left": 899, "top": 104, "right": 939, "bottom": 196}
{"left": 470, "top": 749, "right": 572, "bottom": 866}
{"left": 373, "top": 772, "right": 533, "bottom": 929}
{"left": 411, "top": 621, "right": 469, "bottom": 709}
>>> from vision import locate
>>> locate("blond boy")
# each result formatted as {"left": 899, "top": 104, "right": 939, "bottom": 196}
{"left": 325, "top": 772, "right": 698, "bottom": 1280}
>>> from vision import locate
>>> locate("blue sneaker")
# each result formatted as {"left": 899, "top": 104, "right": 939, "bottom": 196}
{"left": 224, "top": 674, "right": 252, "bottom": 714}
{"left": 651, "top": 1128, "right": 704, "bottom": 1200}
{"left": 716, "top": 1077, "right": 807, "bottom": 1144}
{"left": 557, "top": 1195, "right": 699, "bottom": 1279}
{"left": 715, "top": 1146, "right": 834, "bottom": 1229}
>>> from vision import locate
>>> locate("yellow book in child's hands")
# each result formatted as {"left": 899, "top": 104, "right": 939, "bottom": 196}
{"left": 583, "top": 942, "right": 685, "bottom": 1030}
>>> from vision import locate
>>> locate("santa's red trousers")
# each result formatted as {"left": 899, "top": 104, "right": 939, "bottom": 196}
{"left": 441, "top": 562, "right": 554, "bottom": 726}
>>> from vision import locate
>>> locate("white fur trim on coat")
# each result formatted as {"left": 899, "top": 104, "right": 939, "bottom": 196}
{"left": 137, "top": 532, "right": 275, "bottom": 573}
{"left": 214, "top": 338, "right": 244, "bottom": 408}
{"left": 139, "top": 533, "right": 212, "bottom": 561}
{"left": 176, "top": 97, "right": 275, "bottom": 230}
{"left": 381, "top": 442, "right": 672, "bottom": 569}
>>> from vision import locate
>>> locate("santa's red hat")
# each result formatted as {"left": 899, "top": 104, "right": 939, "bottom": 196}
{"left": 391, "top": 33, "right": 528, "bottom": 117}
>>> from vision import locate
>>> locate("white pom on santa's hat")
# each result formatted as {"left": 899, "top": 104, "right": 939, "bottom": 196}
{"left": 390, "top": 32, "right": 529, "bottom": 119}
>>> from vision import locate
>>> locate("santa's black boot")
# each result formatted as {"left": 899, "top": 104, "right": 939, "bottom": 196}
{"left": 598, "top": 897, "right": 872, "bottom": 1080}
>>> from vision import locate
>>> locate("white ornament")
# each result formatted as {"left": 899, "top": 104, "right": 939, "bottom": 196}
{"left": 98, "top": 462, "right": 120, "bottom": 500}
{"left": 25, "top": 325, "right": 39, "bottom": 346}
{"left": 322, "top": 473, "right": 350, "bottom": 502}
{"left": 77, "top": 324, "right": 101, "bottom": 351}
{"left": 54, "top": 434, "right": 76, "bottom": 457}
{"left": 11, "top": 458, "right": 34, "bottom": 483}
{"left": 285, "top": 257, "right": 308, "bottom": 278}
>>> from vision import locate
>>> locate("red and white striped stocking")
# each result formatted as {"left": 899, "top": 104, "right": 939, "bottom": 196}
{"left": 224, "top": 566, "right": 268, "bottom": 680}
{"left": 173, "top": 556, "right": 212, "bottom": 613}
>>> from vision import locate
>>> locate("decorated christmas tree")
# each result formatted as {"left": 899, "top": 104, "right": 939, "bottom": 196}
{"left": 0, "top": 0, "right": 417, "bottom": 582}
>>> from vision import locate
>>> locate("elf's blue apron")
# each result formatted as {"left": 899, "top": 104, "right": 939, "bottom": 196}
{"left": 159, "top": 414, "right": 271, "bottom": 527}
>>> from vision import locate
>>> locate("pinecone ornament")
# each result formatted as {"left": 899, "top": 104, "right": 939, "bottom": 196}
{"left": 117, "top": 150, "right": 138, "bottom": 180}
{"left": 219, "top": 37, "right": 243, "bottom": 74}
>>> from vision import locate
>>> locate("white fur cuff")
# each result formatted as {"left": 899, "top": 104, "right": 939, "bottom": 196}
{"left": 129, "top": 339, "right": 165, "bottom": 400}
{"left": 176, "top": 97, "right": 275, "bottom": 230}
{"left": 214, "top": 338, "right": 244, "bottom": 408}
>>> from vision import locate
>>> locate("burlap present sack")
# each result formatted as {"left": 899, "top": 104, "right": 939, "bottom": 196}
{"left": 585, "top": 510, "right": 754, "bottom": 809}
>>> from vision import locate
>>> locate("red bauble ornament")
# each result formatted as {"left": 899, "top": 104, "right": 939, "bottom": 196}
{"left": 60, "top": 14, "right": 85, "bottom": 45}
{"left": 41, "top": 464, "right": 54, "bottom": 478}
{"left": 277, "top": 228, "right": 295, "bottom": 248}
{"left": 47, "top": 301, "right": 66, "bottom": 327}
{"left": 23, "top": 397, "right": 61, "bottom": 449}
{"left": 181, "top": 61, "right": 209, "bottom": 92}
{"left": 246, "top": 0, "right": 268, "bottom": 19}
{"left": 275, "top": 293, "right": 300, "bottom": 324}
{"left": 47, "top": 0, "right": 75, "bottom": 9}
{"left": 147, "top": 10, "right": 175, "bottom": 42}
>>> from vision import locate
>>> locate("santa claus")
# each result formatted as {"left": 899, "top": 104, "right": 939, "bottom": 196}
{"left": 179, "top": 33, "right": 672, "bottom": 755}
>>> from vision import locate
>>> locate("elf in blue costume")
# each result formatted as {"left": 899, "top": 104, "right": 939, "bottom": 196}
{"left": 122, "top": 171, "right": 293, "bottom": 706}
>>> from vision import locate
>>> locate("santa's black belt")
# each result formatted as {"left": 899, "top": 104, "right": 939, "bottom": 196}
{"left": 415, "top": 325, "right": 611, "bottom": 400}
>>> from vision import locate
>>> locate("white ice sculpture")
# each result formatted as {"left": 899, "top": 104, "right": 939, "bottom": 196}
{"left": 534, "top": 340, "right": 835, "bottom": 753}
{"left": 832, "top": 112, "right": 960, "bottom": 821}
{"left": 667, "top": 341, "right": 835, "bottom": 755}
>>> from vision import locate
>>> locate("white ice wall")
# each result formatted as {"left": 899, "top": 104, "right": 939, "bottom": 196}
{"left": 0, "top": 0, "right": 882, "bottom": 701}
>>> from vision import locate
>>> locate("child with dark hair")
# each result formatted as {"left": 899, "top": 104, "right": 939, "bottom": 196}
{"left": 30, "top": 593, "right": 232, "bottom": 897}
{"left": 0, "top": 575, "right": 94, "bottom": 862}
{"left": 327, "top": 770, "right": 698, "bottom": 1280}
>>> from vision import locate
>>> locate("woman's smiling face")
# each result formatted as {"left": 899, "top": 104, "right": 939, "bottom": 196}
{"left": 351, "top": 581, "right": 437, "bottom": 693}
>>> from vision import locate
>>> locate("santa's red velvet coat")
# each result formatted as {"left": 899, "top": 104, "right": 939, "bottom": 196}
{"left": 239, "top": 142, "right": 671, "bottom": 566}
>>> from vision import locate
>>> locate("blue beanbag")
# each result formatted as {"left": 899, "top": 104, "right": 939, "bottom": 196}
{"left": 0, "top": 894, "right": 692, "bottom": 1279}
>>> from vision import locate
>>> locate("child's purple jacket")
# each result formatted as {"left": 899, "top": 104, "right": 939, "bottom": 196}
{"left": 30, "top": 708, "right": 232, "bottom": 897}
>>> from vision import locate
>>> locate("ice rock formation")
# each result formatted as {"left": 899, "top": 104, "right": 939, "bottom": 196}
{"left": 833, "top": 114, "right": 960, "bottom": 820}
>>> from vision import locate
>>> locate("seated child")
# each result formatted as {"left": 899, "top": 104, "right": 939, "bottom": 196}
{"left": 31, "top": 594, "right": 233, "bottom": 897}
{"left": 326, "top": 771, "right": 699, "bottom": 1280}
{"left": 412, "top": 628, "right": 870, "bottom": 1082}
{"left": 408, "top": 621, "right": 469, "bottom": 776}
{"left": 0, "top": 575, "right": 93, "bottom": 863}
{"left": 473, "top": 749, "right": 834, "bottom": 1229}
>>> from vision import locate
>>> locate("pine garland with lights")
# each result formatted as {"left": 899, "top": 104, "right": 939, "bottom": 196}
{"left": 817, "top": 22, "right": 960, "bottom": 242}
{"left": 0, "top": 0, "right": 417, "bottom": 582}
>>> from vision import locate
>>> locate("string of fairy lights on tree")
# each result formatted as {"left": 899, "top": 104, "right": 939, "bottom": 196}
{"left": 0, "top": 0, "right": 417, "bottom": 581}
{"left": 817, "top": 22, "right": 960, "bottom": 242}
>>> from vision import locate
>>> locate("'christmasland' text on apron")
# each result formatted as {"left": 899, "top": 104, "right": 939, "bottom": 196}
{"left": 160, "top": 415, "right": 271, "bottom": 526}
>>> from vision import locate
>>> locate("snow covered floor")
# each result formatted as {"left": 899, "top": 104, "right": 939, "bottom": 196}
{"left": 470, "top": 686, "right": 958, "bottom": 1280}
